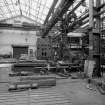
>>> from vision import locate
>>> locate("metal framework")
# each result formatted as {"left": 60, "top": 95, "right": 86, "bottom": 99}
{"left": 0, "top": 22, "right": 41, "bottom": 31}
{"left": 67, "top": 0, "right": 105, "bottom": 33}
{"left": 41, "top": 0, "right": 105, "bottom": 38}
{"left": 44, "top": 0, "right": 58, "bottom": 25}
{"left": 41, "top": 0, "right": 75, "bottom": 38}
{"left": 0, "top": 0, "right": 56, "bottom": 24}
{"left": 0, "top": 0, "right": 105, "bottom": 34}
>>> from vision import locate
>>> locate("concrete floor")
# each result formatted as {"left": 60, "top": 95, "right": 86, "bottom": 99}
{"left": 0, "top": 64, "right": 105, "bottom": 105}
{"left": 56, "top": 79, "right": 105, "bottom": 105}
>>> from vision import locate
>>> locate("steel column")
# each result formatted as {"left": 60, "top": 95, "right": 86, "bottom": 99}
{"left": 88, "top": 0, "right": 94, "bottom": 60}
{"left": 95, "top": 0, "right": 101, "bottom": 77}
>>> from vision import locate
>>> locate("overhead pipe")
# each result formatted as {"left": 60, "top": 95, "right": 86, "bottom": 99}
{"left": 81, "top": 20, "right": 89, "bottom": 26}
{"left": 67, "top": 7, "right": 105, "bottom": 32}
{"left": 42, "top": 0, "right": 105, "bottom": 37}
{"left": 68, "top": 13, "right": 89, "bottom": 32}
{"left": 42, "top": 0, "right": 75, "bottom": 38}
{"left": 65, "top": 0, "right": 85, "bottom": 19}
{"left": 70, "top": 8, "right": 105, "bottom": 31}
{"left": 70, "top": 14, "right": 105, "bottom": 33}
{"left": 73, "top": 19, "right": 89, "bottom": 31}
{"left": 67, "top": 1, "right": 105, "bottom": 32}
{"left": 78, "top": 13, "right": 89, "bottom": 21}
{"left": 44, "top": 0, "right": 58, "bottom": 25}
{"left": 59, "top": 0, "right": 86, "bottom": 32}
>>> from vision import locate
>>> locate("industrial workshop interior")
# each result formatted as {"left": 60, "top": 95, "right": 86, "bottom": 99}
{"left": 0, "top": 0, "right": 105, "bottom": 105}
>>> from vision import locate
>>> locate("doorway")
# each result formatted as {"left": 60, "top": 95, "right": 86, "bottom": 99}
{"left": 13, "top": 46, "right": 28, "bottom": 59}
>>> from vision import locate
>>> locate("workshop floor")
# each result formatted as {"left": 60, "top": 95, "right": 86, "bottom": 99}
{"left": 0, "top": 64, "right": 105, "bottom": 105}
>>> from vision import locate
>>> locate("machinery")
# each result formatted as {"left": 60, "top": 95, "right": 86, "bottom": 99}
{"left": 9, "top": 0, "right": 105, "bottom": 93}
{"left": 36, "top": 38, "right": 52, "bottom": 60}
{"left": 40, "top": 0, "right": 105, "bottom": 77}
{"left": 11, "top": 0, "right": 88, "bottom": 76}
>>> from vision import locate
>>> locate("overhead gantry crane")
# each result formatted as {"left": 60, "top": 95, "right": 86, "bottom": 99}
{"left": 42, "top": 0, "right": 105, "bottom": 37}
{"left": 42, "top": 0, "right": 105, "bottom": 77}
{"left": 41, "top": 0, "right": 75, "bottom": 38}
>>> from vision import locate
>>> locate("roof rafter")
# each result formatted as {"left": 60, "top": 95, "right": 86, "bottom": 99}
{"left": 10, "top": 0, "right": 17, "bottom": 16}
{"left": 0, "top": 14, "right": 21, "bottom": 22}
{"left": 22, "top": 10, "right": 44, "bottom": 21}
{"left": 36, "top": 0, "right": 42, "bottom": 21}
{"left": 0, "top": 0, "right": 56, "bottom": 24}
{"left": 0, "top": 7, "right": 6, "bottom": 18}
{"left": 20, "top": 3, "right": 47, "bottom": 16}
{"left": 3, "top": 0, "right": 13, "bottom": 17}
{"left": 22, "top": 15, "right": 41, "bottom": 25}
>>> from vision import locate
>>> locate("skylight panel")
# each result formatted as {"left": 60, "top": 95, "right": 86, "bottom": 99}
{"left": 30, "top": 9, "right": 35, "bottom": 16}
{"left": 8, "top": 5, "right": 14, "bottom": 11}
{"left": 0, "top": 14, "right": 3, "bottom": 17}
{"left": 14, "top": 4, "right": 20, "bottom": 11}
{"left": 2, "top": 7, "right": 8, "bottom": 13}
{"left": 6, "top": 13, "right": 11, "bottom": 18}
{"left": 39, "top": 5, "right": 44, "bottom": 14}
{"left": 20, "top": 0, "right": 25, "bottom": 4}
{"left": 21, "top": 3, "right": 25, "bottom": 11}
{"left": 75, "top": 5, "right": 86, "bottom": 17}
{"left": 41, "top": 14, "right": 46, "bottom": 20}
{"left": 0, "top": 0, "right": 4, "bottom": 3}
{"left": 23, "top": 7, "right": 29, "bottom": 16}
{"left": 11, "top": 11, "right": 16, "bottom": 16}
{"left": 22, "top": 10, "right": 26, "bottom": 16}
{"left": 43, "top": 8, "right": 49, "bottom": 15}
{"left": 15, "top": 10, "right": 20, "bottom": 15}
{"left": 37, "top": 18, "right": 43, "bottom": 24}
{"left": 38, "top": 13, "right": 42, "bottom": 19}
{"left": 32, "top": 2, "right": 37, "bottom": 10}
{"left": 41, "top": 0, "right": 46, "bottom": 5}
{"left": 0, "top": 2, "right": 4, "bottom": 7}
{"left": 46, "top": 0, "right": 53, "bottom": 7}
{"left": 0, "top": 0, "right": 56, "bottom": 24}
{"left": 5, "top": 0, "right": 11, "bottom": 3}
